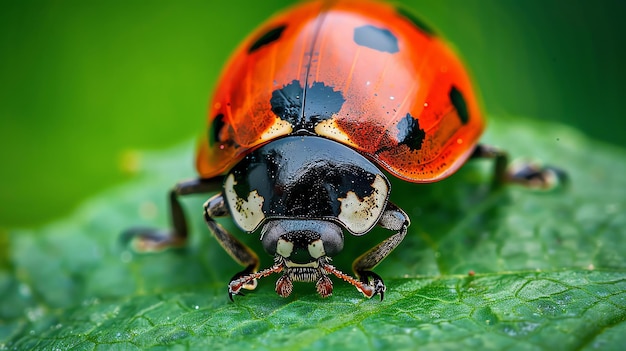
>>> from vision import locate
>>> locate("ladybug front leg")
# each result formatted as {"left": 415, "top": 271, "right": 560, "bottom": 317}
{"left": 471, "top": 144, "right": 568, "bottom": 189}
{"left": 123, "top": 177, "right": 223, "bottom": 251}
{"left": 203, "top": 194, "right": 260, "bottom": 300}
{"left": 352, "top": 202, "right": 410, "bottom": 300}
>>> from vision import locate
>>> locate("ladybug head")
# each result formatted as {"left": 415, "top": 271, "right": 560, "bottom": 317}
{"left": 259, "top": 219, "right": 344, "bottom": 298}
{"left": 261, "top": 219, "right": 344, "bottom": 265}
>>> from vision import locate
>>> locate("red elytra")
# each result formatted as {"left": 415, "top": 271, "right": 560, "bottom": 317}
{"left": 197, "top": 0, "right": 484, "bottom": 183}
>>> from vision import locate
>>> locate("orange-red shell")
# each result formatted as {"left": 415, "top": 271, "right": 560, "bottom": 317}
{"left": 197, "top": 0, "right": 484, "bottom": 182}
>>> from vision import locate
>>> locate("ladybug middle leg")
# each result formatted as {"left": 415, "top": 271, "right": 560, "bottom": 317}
{"left": 122, "top": 177, "right": 223, "bottom": 251}
{"left": 471, "top": 144, "right": 568, "bottom": 189}
{"left": 350, "top": 202, "right": 410, "bottom": 301}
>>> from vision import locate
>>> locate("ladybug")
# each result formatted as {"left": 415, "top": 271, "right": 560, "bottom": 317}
{"left": 126, "top": 0, "right": 563, "bottom": 300}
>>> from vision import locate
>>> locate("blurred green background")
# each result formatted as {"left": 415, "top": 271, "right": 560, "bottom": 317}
{"left": 1, "top": 0, "right": 625, "bottom": 228}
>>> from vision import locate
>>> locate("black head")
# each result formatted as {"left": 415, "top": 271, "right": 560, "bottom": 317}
{"left": 261, "top": 219, "right": 343, "bottom": 266}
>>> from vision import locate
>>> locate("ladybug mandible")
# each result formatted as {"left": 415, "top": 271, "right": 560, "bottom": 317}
{"left": 126, "top": 0, "right": 562, "bottom": 300}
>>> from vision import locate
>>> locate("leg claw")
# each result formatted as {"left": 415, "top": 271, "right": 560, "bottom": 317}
{"left": 359, "top": 271, "right": 386, "bottom": 301}
{"left": 508, "top": 162, "right": 568, "bottom": 189}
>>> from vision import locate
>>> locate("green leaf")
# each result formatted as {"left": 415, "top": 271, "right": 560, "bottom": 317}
{"left": 2, "top": 116, "right": 625, "bottom": 350}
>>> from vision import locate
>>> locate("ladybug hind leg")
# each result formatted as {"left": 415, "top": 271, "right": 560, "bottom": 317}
{"left": 471, "top": 144, "right": 568, "bottom": 189}
{"left": 122, "top": 177, "right": 223, "bottom": 251}
{"left": 351, "top": 202, "right": 410, "bottom": 301}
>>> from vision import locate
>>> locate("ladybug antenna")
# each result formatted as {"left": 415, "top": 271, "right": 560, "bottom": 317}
{"left": 228, "top": 263, "right": 284, "bottom": 301}
{"left": 322, "top": 263, "right": 383, "bottom": 300}
{"left": 227, "top": 257, "right": 383, "bottom": 300}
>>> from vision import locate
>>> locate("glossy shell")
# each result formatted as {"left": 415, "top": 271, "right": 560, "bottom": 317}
{"left": 197, "top": 0, "right": 484, "bottom": 182}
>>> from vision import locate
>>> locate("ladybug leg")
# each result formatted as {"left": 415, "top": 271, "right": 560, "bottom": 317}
{"left": 203, "top": 195, "right": 260, "bottom": 300}
{"left": 122, "top": 177, "right": 223, "bottom": 251}
{"left": 351, "top": 202, "right": 410, "bottom": 300}
{"left": 471, "top": 144, "right": 567, "bottom": 189}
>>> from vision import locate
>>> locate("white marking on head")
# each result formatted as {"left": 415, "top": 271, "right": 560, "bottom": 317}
{"left": 307, "top": 239, "right": 326, "bottom": 259}
{"left": 337, "top": 175, "right": 388, "bottom": 234}
{"left": 276, "top": 239, "right": 294, "bottom": 258}
{"left": 224, "top": 174, "right": 265, "bottom": 232}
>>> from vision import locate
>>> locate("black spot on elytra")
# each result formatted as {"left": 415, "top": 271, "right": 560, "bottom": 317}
{"left": 449, "top": 86, "right": 469, "bottom": 124}
{"left": 270, "top": 80, "right": 345, "bottom": 130}
{"left": 210, "top": 113, "right": 225, "bottom": 145}
{"left": 270, "top": 80, "right": 304, "bottom": 126}
{"left": 248, "top": 25, "right": 287, "bottom": 53}
{"left": 397, "top": 113, "right": 426, "bottom": 151}
{"left": 304, "top": 82, "right": 346, "bottom": 123}
{"left": 396, "top": 6, "right": 436, "bottom": 36}
{"left": 353, "top": 25, "right": 399, "bottom": 53}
